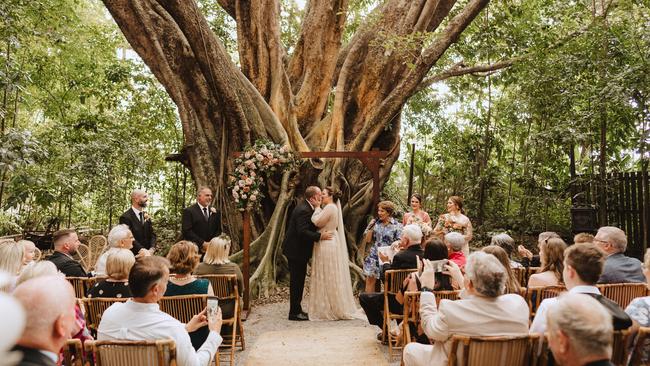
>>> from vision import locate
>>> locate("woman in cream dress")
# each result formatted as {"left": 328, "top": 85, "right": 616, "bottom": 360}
{"left": 309, "top": 186, "right": 365, "bottom": 321}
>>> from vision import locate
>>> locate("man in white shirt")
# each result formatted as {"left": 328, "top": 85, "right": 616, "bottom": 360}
{"left": 530, "top": 243, "right": 631, "bottom": 334}
{"left": 98, "top": 256, "right": 223, "bottom": 366}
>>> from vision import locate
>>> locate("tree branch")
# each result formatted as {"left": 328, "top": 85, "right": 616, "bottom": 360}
{"left": 416, "top": 58, "right": 518, "bottom": 92}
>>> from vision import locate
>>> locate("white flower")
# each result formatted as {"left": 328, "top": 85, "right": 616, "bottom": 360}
{"left": 233, "top": 191, "right": 239, "bottom": 199}
{"left": 256, "top": 153, "right": 264, "bottom": 161}
{"left": 238, "top": 180, "right": 245, "bottom": 187}
{"left": 233, "top": 185, "right": 239, "bottom": 192}
{"left": 241, "top": 194, "right": 247, "bottom": 199}
{"left": 250, "top": 195, "right": 257, "bottom": 201}
{"left": 244, "top": 152, "right": 251, "bottom": 159}
{"left": 210, "top": 207, "right": 217, "bottom": 213}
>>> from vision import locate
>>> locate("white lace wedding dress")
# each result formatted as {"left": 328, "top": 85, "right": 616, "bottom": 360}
{"left": 309, "top": 201, "right": 365, "bottom": 321}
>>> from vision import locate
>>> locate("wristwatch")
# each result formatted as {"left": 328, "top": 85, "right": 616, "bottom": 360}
{"left": 421, "top": 287, "right": 434, "bottom": 293}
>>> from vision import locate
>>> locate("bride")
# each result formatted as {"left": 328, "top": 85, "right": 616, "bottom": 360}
{"left": 309, "top": 186, "right": 365, "bottom": 321}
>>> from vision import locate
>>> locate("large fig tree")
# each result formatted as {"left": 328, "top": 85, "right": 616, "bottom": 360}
{"left": 102, "top": 0, "right": 493, "bottom": 296}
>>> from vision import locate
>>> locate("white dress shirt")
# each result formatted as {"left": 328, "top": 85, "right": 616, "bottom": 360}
{"left": 98, "top": 300, "right": 221, "bottom": 366}
{"left": 529, "top": 285, "right": 600, "bottom": 334}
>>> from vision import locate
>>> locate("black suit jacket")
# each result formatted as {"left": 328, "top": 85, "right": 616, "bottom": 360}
{"left": 586, "top": 293, "right": 632, "bottom": 330}
{"left": 380, "top": 244, "right": 423, "bottom": 281}
{"left": 12, "top": 345, "right": 57, "bottom": 366}
{"left": 46, "top": 251, "right": 87, "bottom": 277}
{"left": 282, "top": 200, "right": 321, "bottom": 262}
{"left": 181, "top": 203, "right": 221, "bottom": 247}
{"left": 119, "top": 208, "right": 157, "bottom": 254}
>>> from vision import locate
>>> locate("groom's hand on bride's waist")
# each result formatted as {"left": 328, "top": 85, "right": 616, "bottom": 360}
{"left": 320, "top": 231, "right": 333, "bottom": 240}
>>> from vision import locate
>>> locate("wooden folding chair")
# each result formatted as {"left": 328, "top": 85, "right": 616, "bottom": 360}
{"left": 33, "top": 247, "right": 42, "bottom": 261}
{"left": 67, "top": 277, "right": 94, "bottom": 299}
{"left": 448, "top": 334, "right": 542, "bottom": 366}
{"left": 513, "top": 267, "right": 527, "bottom": 287}
{"left": 597, "top": 283, "right": 649, "bottom": 308}
{"left": 434, "top": 290, "right": 462, "bottom": 306}
{"left": 525, "top": 285, "right": 566, "bottom": 318}
{"left": 383, "top": 269, "right": 417, "bottom": 359}
{"left": 629, "top": 326, "right": 650, "bottom": 366}
{"left": 198, "top": 274, "right": 243, "bottom": 365}
{"left": 74, "top": 243, "right": 92, "bottom": 272}
{"left": 61, "top": 339, "right": 84, "bottom": 366}
{"left": 85, "top": 339, "right": 177, "bottom": 366}
{"left": 88, "top": 235, "right": 108, "bottom": 270}
{"left": 158, "top": 294, "right": 207, "bottom": 323}
{"left": 82, "top": 297, "right": 128, "bottom": 335}
{"left": 402, "top": 291, "right": 421, "bottom": 347}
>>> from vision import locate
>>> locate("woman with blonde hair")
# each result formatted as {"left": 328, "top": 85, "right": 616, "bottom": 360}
{"left": 16, "top": 261, "right": 59, "bottom": 287}
{"left": 527, "top": 238, "right": 567, "bottom": 287}
{"left": 194, "top": 235, "right": 243, "bottom": 292}
{"left": 17, "top": 240, "right": 36, "bottom": 268}
{"left": 482, "top": 245, "right": 522, "bottom": 294}
{"left": 0, "top": 240, "right": 25, "bottom": 291}
{"left": 87, "top": 249, "right": 135, "bottom": 298}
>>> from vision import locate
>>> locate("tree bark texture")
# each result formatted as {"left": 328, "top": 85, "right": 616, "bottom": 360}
{"left": 103, "top": 0, "right": 490, "bottom": 296}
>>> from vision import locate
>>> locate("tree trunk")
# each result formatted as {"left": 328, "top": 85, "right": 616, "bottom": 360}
{"left": 103, "top": 0, "right": 490, "bottom": 296}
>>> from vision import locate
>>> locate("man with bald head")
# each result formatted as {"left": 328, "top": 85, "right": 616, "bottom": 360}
{"left": 181, "top": 187, "right": 221, "bottom": 253}
{"left": 46, "top": 229, "right": 88, "bottom": 277}
{"left": 119, "top": 189, "right": 157, "bottom": 256}
{"left": 12, "top": 275, "right": 77, "bottom": 366}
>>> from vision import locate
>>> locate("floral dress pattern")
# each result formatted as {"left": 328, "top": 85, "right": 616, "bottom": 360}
{"left": 626, "top": 296, "right": 650, "bottom": 362}
{"left": 363, "top": 218, "right": 403, "bottom": 278}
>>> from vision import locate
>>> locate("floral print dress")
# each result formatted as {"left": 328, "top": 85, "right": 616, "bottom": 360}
{"left": 626, "top": 296, "right": 650, "bottom": 363}
{"left": 363, "top": 218, "right": 403, "bottom": 278}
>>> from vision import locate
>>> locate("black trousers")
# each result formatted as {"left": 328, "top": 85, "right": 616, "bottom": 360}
{"left": 288, "top": 257, "right": 309, "bottom": 315}
{"left": 359, "top": 292, "right": 402, "bottom": 329}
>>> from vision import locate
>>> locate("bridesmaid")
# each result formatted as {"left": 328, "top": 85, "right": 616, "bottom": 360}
{"left": 433, "top": 196, "right": 473, "bottom": 256}
{"left": 402, "top": 194, "right": 431, "bottom": 226}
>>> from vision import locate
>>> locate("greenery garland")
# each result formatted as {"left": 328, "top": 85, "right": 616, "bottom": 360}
{"left": 228, "top": 140, "right": 300, "bottom": 211}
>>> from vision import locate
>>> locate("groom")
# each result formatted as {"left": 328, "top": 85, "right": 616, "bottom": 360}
{"left": 282, "top": 186, "right": 333, "bottom": 321}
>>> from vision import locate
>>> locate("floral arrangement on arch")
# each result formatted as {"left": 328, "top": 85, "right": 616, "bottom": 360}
{"left": 229, "top": 139, "right": 300, "bottom": 211}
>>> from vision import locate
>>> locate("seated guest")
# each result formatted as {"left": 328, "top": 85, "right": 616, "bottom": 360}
{"left": 490, "top": 233, "right": 523, "bottom": 268}
{"left": 88, "top": 249, "right": 135, "bottom": 299}
{"left": 573, "top": 232, "right": 594, "bottom": 244}
{"left": 18, "top": 240, "right": 36, "bottom": 269}
{"left": 194, "top": 235, "right": 243, "bottom": 322}
{"left": 517, "top": 231, "right": 561, "bottom": 267}
{"left": 530, "top": 243, "right": 632, "bottom": 334}
{"left": 403, "top": 252, "right": 529, "bottom": 366}
{"left": 482, "top": 245, "right": 522, "bottom": 294}
{"left": 12, "top": 275, "right": 78, "bottom": 366}
{"left": 165, "top": 241, "right": 214, "bottom": 350}
{"left": 0, "top": 290, "right": 25, "bottom": 366}
{"left": 547, "top": 293, "right": 614, "bottom": 366}
{"left": 16, "top": 261, "right": 59, "bottom": 286}
{"left": 445, "top": 232, "right": 466, "bottom": 268}
{"left": 624, "top": 248, "right": 650, "bottom": 363}
{"left": 98, "top": 256, "right": 223, "bottom": 366}
{"left": 46, "top": 229, "right": 88, "bottom": 277}
{"left": 94, "top": 224, "right": 136, "bottom": 277}
{"left": 595, "top": 226, "right": 644, "bottom": 283}
{"left": 402, "top": 238, "right": 454, "bottom": 293}
{"left": 360, "top": 224, "right": 423, "bottom": 339}
{"left": 527, "top": 238, "right": 566, "bottom": 287}
{"left": 0, "top": 240, "right": 24, "bottom": 291}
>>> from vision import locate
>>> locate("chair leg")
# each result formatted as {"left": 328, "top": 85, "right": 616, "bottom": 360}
{"left": 214, "top": 351, "right": 220, "bottom": 366}
{"left": 237, "top": 316, "right": 245, "bottom": 350}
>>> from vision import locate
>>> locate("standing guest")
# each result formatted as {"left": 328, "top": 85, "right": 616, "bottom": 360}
{"left": 88, "top": 249, "right": 135, "bottom": 299}
{"left": 46, "top": 229, "right": 88, "bottom": 277}
{"left": 527, "top": 238, "right": 567, "bottom": 287}
{"left": 433, "top": 196, "right": 473, "bottom": 256}
{"left": 11, "top": 276, "right": 78, "bottom": 366}
{"left": 182, "top": 187, "right": 222, "bottom": 254}
{"left": 18, "top": 240, "right": 36, "bottom": 268}
{"left": 482, "top": 245, "right": 522, "bottom": 294}
{"left": 98, "top": 256, "right": 223, "bottom": 366}
{"left": 546, "top": 293, "right": 614, "bottom": 366}
{"left": 360, "top": 224, "right": 423, "bottom": 340}
{"left": 573, "top": 232, "right": 594, "bottom": 244}
{"left": 94, "top": 224, "right": 138, "bottom": 277}
{"left": 282, "top": 186, "right": 331, "bottom": 321}
{"left": 165, "top": 241, "right": 214, "bottom": 350}
{"left": 517, "top": 231, "right": 560, "bottom": 267}
{"left": 362, "top": 200, "right": 403, "bottom": 293}
{"left": 445, "top": 232, "right": 467, "bottom": 268}
{"left": 403, "top": 194, "right": 431, "bottom": 226}
{"left": 530, "top": 243, "right": 632, "bottom": 334}
{"left": 0, "top": 240, "right": 24, "bottom": 290}
{"left": 490, "top": 233, "right": 523, "bottom": 268}
{"left": 119, "top": 189, "right": 157, "bottom": 256}
{"left": 403, "top": 252, "right": 529, "bottom": 366}
{"left": 594, "top": 226, "right": 644, "bottom": 284}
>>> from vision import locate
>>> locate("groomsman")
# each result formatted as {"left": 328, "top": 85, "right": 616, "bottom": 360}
{"left": 119, "top": 189, "right": 157, "bottom": 256}
{"left": 182, "top": 187, "right": 221, "bottom": 252}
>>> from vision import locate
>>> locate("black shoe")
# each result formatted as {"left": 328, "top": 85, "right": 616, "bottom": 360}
{"left": 288, "top": 313, "right": 309, "bottom": 321}
{"left": 300, "top": 311, "right": 309, "bottom": 318}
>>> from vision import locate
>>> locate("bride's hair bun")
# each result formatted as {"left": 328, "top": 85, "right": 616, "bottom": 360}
{"left": 325, "top": 186, "right": 342, "bottom": 201}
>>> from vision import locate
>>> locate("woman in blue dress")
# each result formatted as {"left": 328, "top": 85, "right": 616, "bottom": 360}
{"left": 363, "top": 200, "right": 403, "bottom": 292}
